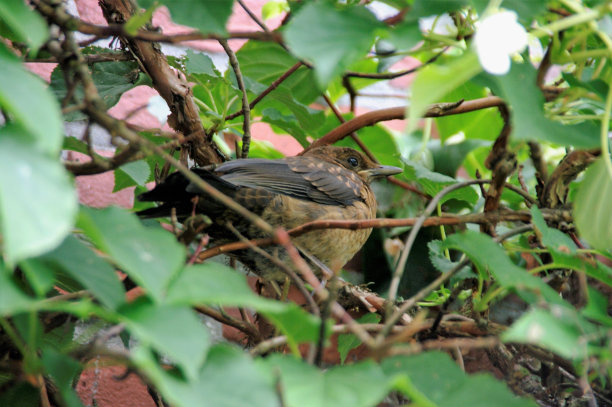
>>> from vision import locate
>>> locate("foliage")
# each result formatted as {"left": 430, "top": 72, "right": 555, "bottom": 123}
{"left": 1, "top": 0, "right": 612, "bottom": 406}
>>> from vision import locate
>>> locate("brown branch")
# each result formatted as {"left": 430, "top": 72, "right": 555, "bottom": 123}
{"left": 98, "top": 0, "right": 223, "bottom": 165}
{"left": 198, "top": 207, "right": 568, "bottom": 261}
{"left": 225, "top": 62, "right": 303, "bottom": 121}
{"left": 218, "top": 38, "right": 251, "bottom": 158}
{"left": 195, "top": 305, "right": 262, "bottom": 342}
{"left": 307, "top": 96, "right": 506, "bottom": 150}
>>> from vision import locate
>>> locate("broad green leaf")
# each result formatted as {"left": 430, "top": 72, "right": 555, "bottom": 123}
{"left": 77, "top": 206, "right": 185, "bottom": 301}
{"left": 385, "top": 20, "right": 422, "bottom": 51}
{"left": 337, "top": 313, "right": 380, "bottom": 364}
{"left": 41, "top": 348, "right": 83, "bottom": 407}
{"left": 262, "top": 0, "right": 288, "bottom": 20}
{"left": 0, "top": 271, "right": 37, "bottom": 316}
{"left": 0, "top": 0, "right": 48, "bottom": 51}
{"left": 530, "top": 206, "right": 576, "bottom": 253}
{"left": 113, "top": 160, "right": 151, "bottom": 192}
{"left": 263, "top": 304, "right": 332, "bottom": 354}
{"left": 0, "top": 137, "right": 77, "bottom": 264}
{"left": 574, "top": 157, "right": 612, "bottom": 251}
{"left": 582, "top": 287, "right": 612, "bottom": 326}
{"left": 503, "top": 307, "right": 594, "bottom": 360}
{"left": 236, "top": 41, "right": 319, "bottom": 104}
{"left": 474, "top": 63, "right": 600, "bottom": 148}
{"left": 407, "top": 50, "right": 482, "bottom": 135}
{"left": 440, "top": 231, "right": 565, "bottom": 305}
{"left": 121, "top": 299, "right": 209, "bottom": 380}
{"left": 19, "top": 258, "right": 56, "bottom": 297}
{"left": 134, "top": 345, "right": 278, "bottom": 407}
{"left": 62, "top": 136, "right": 89, "bottom": 155}
{"left": 246, "top": 139, "right": 285, "bottom": 159}
{"left": 435, "top": 81, "right": 504, "bottom": 142}
{"left": 409, "top": 0, "right": 469, "bottom": 17}
{"left": 0, "top": 45, "right": 63, "bottom": 155}
{"left": 50, "top": 60, "right": 150, "bottom": 121}
{"left": 268, "top": 355, "right": 390, "bottom": 407}
{"left": 138, "top": 0, "right": 233, "bottom": 35}
{"left": 383, "top": 352, "right": 537, "bottom": 407}
{"left": 165, "top": 262, "right": 285, "bottom": 312}
{"left": 430, "top": 139, "right": 490, "bottom": 177}
{"left": 35, "top": 235, "right": 125, "bottom": 310}
{"left": 0, "top": 383, "right": 39, "bottom": 407}
{"left": 284, "top": 2, "right": 383, "bottom": 88}
{"left": 185, "top": 50, "right": 221, "bottom": 78}
{"left": 403, "top": 160, "right": 479, "bottom": 204}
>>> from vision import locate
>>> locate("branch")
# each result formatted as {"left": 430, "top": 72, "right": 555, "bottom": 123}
{"left": 307, "top": 96, "right": 506, "bottom": 150}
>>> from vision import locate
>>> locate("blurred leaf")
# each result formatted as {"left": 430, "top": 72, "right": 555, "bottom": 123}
{"left": 268, "top": 355, "right": 390, "bottom": 407}
{"left": 121, "top": 299, "right": 209, "bottom": 380}
{"left": 582, "top": 287, "right": 612, "bottom": 326}
{"left": 19, "top": 258, "right": 56, "bottom": 297}
{"left": 0, "top": 271, "right": 36, "bottom": 316}
{"left": 0, "top": 383, "right": 39, "bottom": 407}
{"left": 574, "top": 157, "right": 612, "bottom": 251}
{"left": 0, "top": 44, "right": 63, "bottom": 154}
{"left": 284, "top": 2, "right": 382, "bottom": 87}
{"left": 530, "top": 206, "right": 576, "bottom": 254}
{"left": 165, "top": 263, "right": 285, "bottom": 312}
{"left": 410, "top": 0, "right": 469, "bottom": 17}
{"left": 41, "top": 348, "right": 83, "bottom": 407}
{"left": 338, "top": 313, "right": 380, "bottom": 364}
{"left": 185, "top": 50, "right": 221, "bottom": 78}
{"left": 263, "top": 304, "right": 331, "bottom": 354}
{"left": 138, "top": 0, "right": 233, "bottom": 35}
{"left": 430, "top": 139, "right": 490, "bottom": 176}
{"left": 503, "top": 307, "right": 594, "bottom": 360}
{"left": 135, "top": 345, "right": 278, "bottom": 407}
{"left": 0, "top": 137, "right": 77, "bottom": 264}
{"left": 113, "top": 160, "right": 151, "bottom": 192}
{"left": 386, "top": 20, "right": 422, "bottom": 51}
{"left": 383, "top": 352, "right": 537, "bottom": 407}
{"left": 474, "top": 63, "right": 600, "bottom": 148}
{"left": 50, "top": 60, "right": 150, "bottom": 121}
{"left": 236, "top": 41, "right": 319, "bottom": 104}
{"left": 435, "top": 81, "right": 504, "bottom": 142}
{"left": 124, "top": 3, "right": 158, "bottom": 35}
{"left": 441, "top": 231, "right": 566, "bottom": 305}
{"left": 77, "top": 206, "right": 185, "bottom": 302}
{"left": 403, "top": 160, "right": 479, "bottom": 204}
{"left": 0, "top": 0, "right": 48, "bottom": 51}
{"left": 262, "top": 0, "right": 288, "bottom": 20}
{"left": 407, "top": 51, "right": 481, "bottom": 135}
{"left": 35, "top": 235, "right": 126, "bottom": 310}
{"left": 62, "top": 137, "right": 89, "bottom": 154}
{"left": 245, "top": 139, "right": 285, "bottom": 159}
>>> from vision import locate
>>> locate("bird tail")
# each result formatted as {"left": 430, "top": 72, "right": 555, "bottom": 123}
{"left": 135, "top": 168, "right": 237, "bottom": 219}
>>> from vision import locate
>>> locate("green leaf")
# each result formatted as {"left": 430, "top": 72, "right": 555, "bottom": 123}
{"left": 236, "top": 41, "right": 319, "bottom": 104}
{"left": 407, "top": 51, "right": 482, "bottom": 135}
{"left": 574, "top": 157, "right": 612, "bottom": 251}
{"left": 185, "top": 50, "right": 221, "bottom": 78}
{"left": 503, "top": 308, "right": 594, "bottom": 360}
{"left": 430, "top": 139, "right": 490, "bottom": 177}
{"left": 386, "top": 20, "right": 422, "bottom": 51}
{"left": 268, "top": 355, "right": 390, "bottom": 407}
{"left": 410, "top": 0, "right": 469, "bottom": 17}
{"left": 41, "top": 348, "right": 83, "bottom": 407}
{"left": 403, "top": 160, "right": 479, "bottom": 204}
{"left": 77, "top": 206, "right": 185, "bottom": 302}
{"left": 134, "top": 345, "right": 278, "bottom": 407}
{"left": 35, "top": 235, "right": 126, "bottom": 310}
{"left": 113, "top": 160, "right": 151, "bottom": 192}
{"left": 165, "top": 262, "right": 285, "bottom": 312}
{"left": 582, "top": 286, "right": 612, "bottom": 326}
{"left": 383, "top": 352, "right": 537, "bottom": 407}
{"left": 121, "top": 299, "right": 209, "bottom": 380}
{"left": 62, "top": 137, "right": 89, "bottom": 154}
{"left": 50, "top": 60, "right": 150, "bottom": 121}
{"left": 263, "top": 304, "right": 331, "bottom": 354}
{"left": 0, "top": 271, "right": 37, "bottom": 316}
{"left": 440, "top": 231, "right": 566, "bottom": 305}
{"left": 435, "top": 81, "right": 504, "bottom": 142}
{"left": 262, "top": 0, "right": 288, "bottom": 20}
{"left": 0, "top": 137, "right": 77, "bottom": 264}
{"left": 19, "top": 258, "right": 56, "bottom": 297}
{"left": 0, "top": 0, "right": 48, "bottom": 52}
{"left": 0, "top": 44, "right": 63, "bottom": 155}
{"left": 474, "top": 63, "right": 600, "bottom": 148}
{"left": 530, "top": 206, "right": 576, "bottom": 254}
{"left": 138, "top": 0, "right": 233, "bottom": 35}
{"left": 124, "top": 3, "right": 158, "bottom": 36}
{"left": 337, "top": 313, "right": 380, "bottom": 364}
{"left": 284, "top": 2, "right": 383, "bottom": 88}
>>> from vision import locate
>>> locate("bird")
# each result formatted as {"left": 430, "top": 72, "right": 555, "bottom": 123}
{"left": 137, "top": 145, "right": 402, "bottom": 281}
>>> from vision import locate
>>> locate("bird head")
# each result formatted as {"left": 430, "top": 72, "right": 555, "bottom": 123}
{"left": 305, "top": 146, "right": 402, "bottom": 183}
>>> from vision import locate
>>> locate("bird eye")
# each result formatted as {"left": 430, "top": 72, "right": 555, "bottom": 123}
{"left": 347, "top": 157, "right": 359, "bottom": 167}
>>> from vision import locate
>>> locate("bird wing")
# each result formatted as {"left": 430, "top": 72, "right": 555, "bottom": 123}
{"left": 213, "top": 157, "right": 364, "bottom": 206}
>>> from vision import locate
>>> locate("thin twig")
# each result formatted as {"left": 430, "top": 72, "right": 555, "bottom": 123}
{"left": 218, "top": 38, "right": 251, "bottom": 158}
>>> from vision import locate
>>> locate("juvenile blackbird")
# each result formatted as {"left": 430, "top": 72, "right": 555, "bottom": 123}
{"left": 137, "top": 146, "right": 402, "bottom": 281}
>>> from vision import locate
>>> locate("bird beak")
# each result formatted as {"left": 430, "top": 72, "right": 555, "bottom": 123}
{"left": 359, "top": 165, "right": 403, "bottom": 180}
